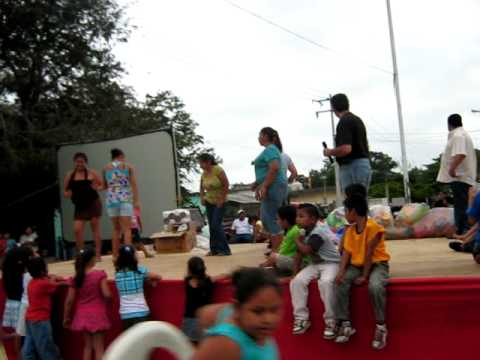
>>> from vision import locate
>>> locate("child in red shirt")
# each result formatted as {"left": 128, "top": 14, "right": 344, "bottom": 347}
{"left": 22, "top": 257, "right": 66, "bottom": 360}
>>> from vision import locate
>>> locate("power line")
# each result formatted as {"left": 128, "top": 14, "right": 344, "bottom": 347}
{"left": 220, "top": 0, "right": 392, "bottom": 75}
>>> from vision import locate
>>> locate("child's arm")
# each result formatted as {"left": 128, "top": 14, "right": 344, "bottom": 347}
{"left": 147, "top": 272, "right": 162, "bottom": 282}
{"left": 293, "top": 234, "right": 313, "bottom": 256}
{"left": 336, "top": 250, "right": 351, "bottom": 284}
{"left": 355, "top": 232, "right": 384, "bottom": 285}
{"left": 63, "top": 287, "right": 76, "bottom": 328}
{"left": 100, "top": 277, "right": 112, "bottom": 300}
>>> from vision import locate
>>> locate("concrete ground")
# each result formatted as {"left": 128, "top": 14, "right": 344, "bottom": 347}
{"left": 47, "top": 237, "right": 480, "bottom": 279}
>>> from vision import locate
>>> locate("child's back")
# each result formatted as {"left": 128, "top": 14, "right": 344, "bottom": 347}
{"left": 184, "top": 276, "right": 214, "bottom": 318}
{"left": 71, "top": 270, "right": 110, "bottom": 332}
{"left": 115, "top": 266, "right": 150, "bottom": 321}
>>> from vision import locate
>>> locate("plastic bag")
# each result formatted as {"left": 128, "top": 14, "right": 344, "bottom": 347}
{"left": 412, "top": 207, "right": 455, "bottom": 238}
{"left": 396, "top": 203, "right": 429, "bottom": 225}
{"left": 326, "top": 207, "right": 348, "bottom": 232}
{"left": 370, "top": 205, "right": 394, "bottom": 227}
{"left": 385, "top": 225, "right": 414, "bottom": 240}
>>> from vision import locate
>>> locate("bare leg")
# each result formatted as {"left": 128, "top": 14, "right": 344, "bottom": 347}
{"left": 74, "top": 220, "right": 86, "bottom": 253}
{"left": 92, "top": 333, "right": 105, "bottom": 360}
{"left": 120, "top": 216, "right": 132, "bottom": 245}
{"left": 83, "top": 333, "right": 93, "bottom": 360}
{"left": 90, "top": 217, "right": 102, "bottom": 260}
{"left": 111, "top": 217, "right": 122, "bottom": 258}
{"left": 14, "top": 335, "right": 21, "bottom": 360}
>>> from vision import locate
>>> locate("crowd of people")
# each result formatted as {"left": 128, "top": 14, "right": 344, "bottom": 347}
{"left": 2, "top": 92, "right": 480, "bottom": 359}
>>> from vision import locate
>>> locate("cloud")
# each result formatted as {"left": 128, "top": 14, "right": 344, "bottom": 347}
{"left": 115, "top": 0, "right": 480, "bottom": 190}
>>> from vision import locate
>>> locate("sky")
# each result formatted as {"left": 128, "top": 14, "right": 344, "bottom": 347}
{"left": 114, "top": 0, "right": 480, "bottom": 191}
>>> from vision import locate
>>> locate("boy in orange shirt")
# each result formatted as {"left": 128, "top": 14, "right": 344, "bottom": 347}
{"left": 335, "top": 193, "right": 390, "bottom": 350}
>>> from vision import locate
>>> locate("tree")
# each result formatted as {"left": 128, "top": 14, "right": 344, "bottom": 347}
{"left": 0, "top": 1, "right": 214, "bottom": 251}
{"left": 309, "top": 159, "right": 335, "bottom": 188}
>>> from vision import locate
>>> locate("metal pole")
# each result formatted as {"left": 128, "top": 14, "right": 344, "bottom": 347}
{"left": 472, "top": 109, "right": 480, "bottom": 114}
{"left": 329, "top": 95, "right": 343, "bottom": 207}
{"left": 386, "top": 0, "right": 411, "bottom": 203}
{"left": 314, "top": 96, "right": 342, "bottom": 207}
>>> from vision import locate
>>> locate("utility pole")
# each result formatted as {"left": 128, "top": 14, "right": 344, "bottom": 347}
{"left": 386, "top": 0, "right": 411, "bottom": 203}
{"left": 314, "top": 95, "right": 342, "bottom": 207}
{"left": 472, "top": 109, "right": 480, "bottom": 114}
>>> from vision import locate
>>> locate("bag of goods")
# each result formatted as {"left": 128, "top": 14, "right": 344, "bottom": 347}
{"left": 326, "top": 207, "right": 348, "bottom": 232}
{"left": 370, "top": 205, "right": 393, "bottom": 227}
{"left": 385, "top": 225, "right": 414, "bottom": 240}
{"left": 396, "top": 203, "right": 429, "bottom": 226}
{"left": 413, "top": 207, "right": 455, "bottom": 238}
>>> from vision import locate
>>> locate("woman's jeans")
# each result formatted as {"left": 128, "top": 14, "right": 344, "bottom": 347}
{"left": 205, "top": 202, "right": 231, "bottom": 255}
{"left": 261, "top": 181, "right": 288, "bottom": 235}
{"left": 339, "top": 158, "right": 372, "bottom": 193}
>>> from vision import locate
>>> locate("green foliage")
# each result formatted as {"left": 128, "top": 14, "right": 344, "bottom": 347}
{"left": 0, "top": 1, "right": 213, "bottom": 247}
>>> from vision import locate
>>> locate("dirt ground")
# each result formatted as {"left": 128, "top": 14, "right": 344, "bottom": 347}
{"left": 47, "top": 238, "right": 480, "bottom": 279}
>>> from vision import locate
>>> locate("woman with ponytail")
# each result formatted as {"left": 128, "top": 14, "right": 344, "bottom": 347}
{"left": 64, "top": 248, "right": 111, "bottom": 360}
{"left": 251, "top": 127, "right": 289, "bottom": 250}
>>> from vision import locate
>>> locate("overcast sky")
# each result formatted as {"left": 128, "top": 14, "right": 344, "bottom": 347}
{"left": 114, "top": 0, "right": 480, "bottom": 190}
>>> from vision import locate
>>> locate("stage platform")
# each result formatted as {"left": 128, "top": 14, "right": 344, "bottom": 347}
{"left": 48, "top": 237, "right": 480, "bottom": 279}
{"left": 3, "top": 238, "right": 480, "bottom": 360}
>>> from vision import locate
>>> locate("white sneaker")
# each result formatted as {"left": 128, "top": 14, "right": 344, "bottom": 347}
{"left": 335, "top": 321, "right": 356, "bottom": 343}
{"left": 372, "top": 324, "right": 388, "bottom": 350}
{"left": 292, "top": 319, "right": 311, "bottom": 335}
{"left": 323, "top": 320, "right": 337, "bottom": 340}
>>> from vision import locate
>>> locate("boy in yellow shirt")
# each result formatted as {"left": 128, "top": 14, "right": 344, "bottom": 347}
{"left": 335, "top": 193, "right": 390, "bottom": 350}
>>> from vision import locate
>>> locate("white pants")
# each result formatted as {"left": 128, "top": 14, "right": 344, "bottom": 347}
{"left": 290, "top": 262, "right": 339, "bottom": 322}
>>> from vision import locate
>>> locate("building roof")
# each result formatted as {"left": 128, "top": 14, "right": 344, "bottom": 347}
{"left": 227, "top": 190, "right": 258, "bottom": 204}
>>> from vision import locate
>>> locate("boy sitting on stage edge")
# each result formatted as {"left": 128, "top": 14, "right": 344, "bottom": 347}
{"left": 335, "top": 194, "right": 390, "bottom": 350}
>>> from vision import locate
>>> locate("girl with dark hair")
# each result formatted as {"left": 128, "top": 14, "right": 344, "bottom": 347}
{"left": 63, "top": 248, "right": 111, "bottom": 360}
{"left": 198, "top": 153, "right": 231, "bottom": 256}
{"left": 194, "top": 267, "right": 282, "bottom": 360}
{"left": 103, "top": 149, "right": 140, "bottom": 258}
{"left": 252, "top": 127, "right": 288, "bottom": 251}
{"left": 114, "top": 245, "right": 162, "bottom": 329}
{"left": 181, "top": 257, "right": 214, "bottom": 343}
{"left": 64, "top": 152, "right": 103, "bottom": 260}
{"left": 2, "top": 246, "right": 34, "bottom": 358}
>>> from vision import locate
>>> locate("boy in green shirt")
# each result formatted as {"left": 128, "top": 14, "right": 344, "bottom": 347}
{"left": 261, "top": 206, "right": 301, "bottom": 273}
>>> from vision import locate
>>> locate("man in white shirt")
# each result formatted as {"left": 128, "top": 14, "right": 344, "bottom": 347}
{"left": 231, "top": 210, "right": 253, "bottom": 243}
{"left": 437, "top": 114, "right": 477, "bottom": 239}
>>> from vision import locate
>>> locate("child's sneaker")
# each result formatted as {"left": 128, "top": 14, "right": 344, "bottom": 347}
{"left": 323, "top": 320, "right": 337, "bottom": 340}
{"left": 372, "top": 324, "right": 388, "bottom": 350}
{"left": 292, "top": 319, "right": 311, "bottom": 335}
{"left": 335, "top": 321, "right": 356, "bottom": 343}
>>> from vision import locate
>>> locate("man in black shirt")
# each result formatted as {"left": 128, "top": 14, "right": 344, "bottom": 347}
{"left": 323, "top": 93, "right": 372, "bottom": 193}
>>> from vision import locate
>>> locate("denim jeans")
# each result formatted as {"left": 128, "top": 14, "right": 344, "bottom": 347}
{"left": 22, "top": 320, "right": 61, "bottom": 360}
{"left": 339, "top": 158, "right": 372, "bottom": 193}
{"left": 261, "top": 181, "right": 288, "bottom": 235}
{"left": 205, "top": 202, "right": 231, "bottom": 255}
{"left": 234, "top": 234, "right": 253, "bottom": 243}
{"left": 450, "top": 181, "right": 470, "bottom": 235}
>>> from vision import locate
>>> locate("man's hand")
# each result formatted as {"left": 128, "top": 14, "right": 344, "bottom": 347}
{"left": 354, "top": 276, "right": 367, "bottom": 286}
{"left": 323, "top": 148, "right": 332, "bottom": 157}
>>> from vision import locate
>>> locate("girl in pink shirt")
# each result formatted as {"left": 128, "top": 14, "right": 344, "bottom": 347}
{"left": 63, "top": 248, "right": 112, "bottom": 360}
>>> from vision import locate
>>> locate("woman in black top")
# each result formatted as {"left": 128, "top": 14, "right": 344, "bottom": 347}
{"left": 181, "top": 257, "right": 214, "bottom": 343}
{"left": 63, "top": 152, "right": 103, "bottom": 260}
